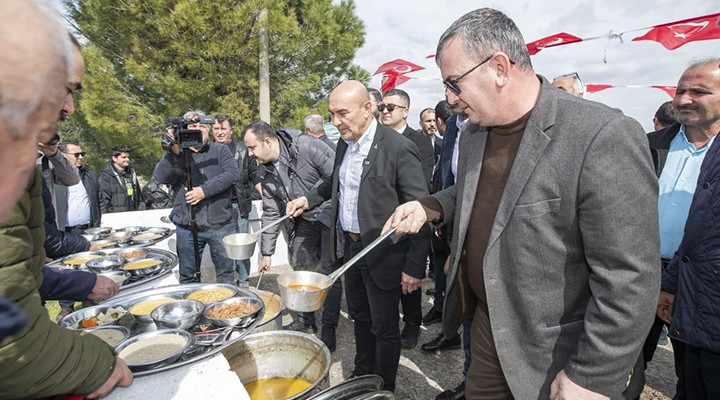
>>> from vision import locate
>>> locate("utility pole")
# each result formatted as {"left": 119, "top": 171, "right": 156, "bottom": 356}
{"left": 258, "top": 8, "right": 270, "bottom": 124}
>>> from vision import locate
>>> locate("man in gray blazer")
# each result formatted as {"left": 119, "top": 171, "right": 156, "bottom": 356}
{"left": 385, "top": 8, "right": 660, "bottom": 400}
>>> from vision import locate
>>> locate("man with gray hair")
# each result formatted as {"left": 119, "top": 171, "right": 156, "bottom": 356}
{"left": 385, "top": 8, "right": 659, "bottom": 399}
{"left": 304, "top": 114, "right": 335, "bottom": 150}
{"left": 552, "top": 72, "right": 585, "bottom": 98}
{"left": 154, "top": 110, "right": 241, "bottom": 284}
{"left": 0, "top": 0, "right": 133, "bottom": 397}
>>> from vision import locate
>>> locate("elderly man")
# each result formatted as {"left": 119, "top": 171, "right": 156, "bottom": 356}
{"left": 154, "top": 110, "right": 241, "bottom": 284}
{"left": 385, "top": 8, "right": 659, "bottom": 399}
{"left": 287, "top": 80, "right": 429, "bottom": 391}
{"left": 657, "top": 58, "right": 720, "bottom": 399}
{"left": 552, "top": 72, "right": 585, "bottom": 98}
{"left": 0, "top": 0, "right": 132, "bottom": 398}
{"left": 304, "top": 114, "right": 336, "bottom": 150}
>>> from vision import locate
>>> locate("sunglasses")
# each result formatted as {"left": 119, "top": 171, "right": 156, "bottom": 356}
{"left": 65, "top": 152, "right": 85, "bottom": 158}
{"left": 443, "top": 54, "right": 516, "bottom": 95}
{"left": 377, "top": 103, "right": 406, "bottom": 113}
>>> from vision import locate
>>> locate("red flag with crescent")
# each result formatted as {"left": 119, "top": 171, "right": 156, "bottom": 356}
{"left": 373, "top": 59, "right": 425, "bottom": 76}
{"left": 632, "top": 13, "right": 720, "bottom": 50}
{"left": 526, "top": 32, "right": 583, "bottom": 55}
{"left": 652, "top": 86, "right": 677, "bottom": 98}
{"left": 380, "top": 73, "right": 411, "bottom": 92}
{"left": 586, "top": 84, "right": 614, "bottom": 93}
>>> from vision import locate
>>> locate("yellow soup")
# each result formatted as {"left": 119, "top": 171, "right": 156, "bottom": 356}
{"left": 130, "top": 297, "right": 176, "bottom": 316}
{"left": 244, "top": 377, "right": 312, "bottom": 400}
{"left": 65, "top": 255, "right": 101, "bottom": 265}
{"left": 124, "top": 259, "right": 162, "bottom": 270}
{"left": 186, "top": 288, "right": 235, "bottom": 304}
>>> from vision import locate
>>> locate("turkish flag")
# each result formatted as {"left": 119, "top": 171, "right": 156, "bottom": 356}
{"left": 632, "top": 13, "right": 720, "bottom": 50}
{"left": 526, "top": 32, "right": 583, "bottom": 55}
{"left": 373, "top": 59, "right": 425, "bottom": 76}
{"left": 380, "top": 73, "right": 411, "bottom": 92}
{"left": 652, "top": 85, "right": 677, "bottom": 98}
{"left": 585, "top": 84, "right": 614, "bottom": 93}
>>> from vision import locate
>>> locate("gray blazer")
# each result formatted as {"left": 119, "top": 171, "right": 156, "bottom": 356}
{"left": 435, "top": 79, "right": 660, "bottom": 399}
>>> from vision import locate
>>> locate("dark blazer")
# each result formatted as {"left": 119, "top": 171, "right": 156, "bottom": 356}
{"left": 434, "top": 79, "right": 660, "bottom": 399}
{"left": 441, "top": 115, "right": 460, "bottom": 189}
{"left": 306, "top": 123, "right": 430, "bottom": 289}
{"left": 401, "top": 126, "right": 434, "bottom": 190}
{"left": 54, "top": 166, "right": 101, "bottom": 229}
{"left": 647, "top": 122, "right": 681, "bottom": 177}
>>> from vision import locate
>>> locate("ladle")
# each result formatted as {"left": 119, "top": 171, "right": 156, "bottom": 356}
{"left": 222, "top": 214, "right": 291, "bottom": 260}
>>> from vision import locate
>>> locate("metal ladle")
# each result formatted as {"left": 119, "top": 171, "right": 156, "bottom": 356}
{"left": 222, "top": 214, "right": 291, "bottom": 260}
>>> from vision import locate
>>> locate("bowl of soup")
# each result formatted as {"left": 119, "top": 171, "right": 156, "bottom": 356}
{"left": 116, "top": 329, "right": 193, "bottom": 371}
{"left": 128, "top": 295, "right": 178, "bottom": 322}
{"left": 86, "top": 325, "right": 130, "bottom": 347}
{"left": 122, "top": 258, "right": 165, "bottom": 276}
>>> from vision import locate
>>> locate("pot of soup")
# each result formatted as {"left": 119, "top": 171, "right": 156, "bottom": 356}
{"left": 222, "top": 331, "right": 331, "bottom": 400}
{"left": 277, "top": 228, "right": 396, "bottom": 312}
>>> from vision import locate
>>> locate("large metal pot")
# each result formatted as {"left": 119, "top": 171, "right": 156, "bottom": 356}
{"left": 306, "top": 375, "right": 389, "bottom": 400}
{"left": 222, "top": 215, "right": 290, "bottom": 260}
{"left": 222, "top": 331, "right": 331, "bottom": 400}
{"left": 278, "top": 228, "right": 396, "bottom": 312}
{"left": 254, "top": 289, "right": 284, "bottom": 332}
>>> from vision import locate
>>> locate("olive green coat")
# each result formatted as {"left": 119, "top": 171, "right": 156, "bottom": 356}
{"left": 0, "top": 170, "right": 116, "bottom": 399}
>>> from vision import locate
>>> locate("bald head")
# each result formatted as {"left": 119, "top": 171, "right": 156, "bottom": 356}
{"left": 0, "top": 0, "right": 71, "bottom": 221}
{"left": 329, "top": 80, "right": 374, "bottom": 142}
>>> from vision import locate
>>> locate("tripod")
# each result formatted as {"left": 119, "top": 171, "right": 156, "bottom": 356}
{"left": 182, "top": 148, "right": 202, "bottom": 281}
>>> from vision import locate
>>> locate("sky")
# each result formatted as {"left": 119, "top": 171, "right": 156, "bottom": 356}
{"left": 54, "top": 1, "right": 717, "bottom": 132}
{"left": 352, "top": 0, "right": 718, "bottom": 132}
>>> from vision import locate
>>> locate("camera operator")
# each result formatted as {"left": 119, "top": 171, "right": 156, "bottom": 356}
{"left": 153, "top": 110, "right": 241, "bottom": 284}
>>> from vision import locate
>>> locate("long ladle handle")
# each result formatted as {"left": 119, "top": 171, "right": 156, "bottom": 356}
{"left": 254, "top": 214, "right": 291, "bottom": 236}
{"left": 328, "top": 227, "right": 397, "bottom": 283}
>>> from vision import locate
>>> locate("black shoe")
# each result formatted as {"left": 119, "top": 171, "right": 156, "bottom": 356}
{"left": 284, "top": 320, "right": 318, "bottom": 334}
{"left": 421, "top": 333, "right": 461, "bottom": 352}
{"left": 435, "top": 381, "right": 465, "bottom": 400}
{"left": 321, "top": 326, "right": 336, "bottom": 352}
{"left": 400, "top": 322, "right": 420, "bottom": 349}
{"left": 422, "top": 307, "right": 443, "bottom": 325}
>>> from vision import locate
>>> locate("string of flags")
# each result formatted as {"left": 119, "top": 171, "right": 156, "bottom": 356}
{"left": 375, "top": 12, "right": 719, "bottom": 92}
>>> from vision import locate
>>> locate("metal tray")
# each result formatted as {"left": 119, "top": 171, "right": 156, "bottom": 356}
{"left": 86, "top": 226, "right": 175, "bottom": 249}
{"left": 46, "top": 248, "right": 178, "bottom": 292}
{"left": 73, "top": 284, "right": 265, "bottom": 376}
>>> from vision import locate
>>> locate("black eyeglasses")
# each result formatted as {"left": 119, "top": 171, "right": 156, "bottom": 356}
{"left": 377, "top": 103, "right": 406, "bottom": 113}
{"left": 442, "top": 54, "right": 494, "bottom": 95}
{"left": 65, "top": 152, "right": 85, "bottom": 158}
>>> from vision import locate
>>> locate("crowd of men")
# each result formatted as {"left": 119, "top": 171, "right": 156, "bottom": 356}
{"left": 1, "top": 1, "right": 719, "bottom": 399}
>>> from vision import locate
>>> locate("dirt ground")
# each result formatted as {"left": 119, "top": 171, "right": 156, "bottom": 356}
{"left": 259, "top": 265, "right": 678, "bottom": 400}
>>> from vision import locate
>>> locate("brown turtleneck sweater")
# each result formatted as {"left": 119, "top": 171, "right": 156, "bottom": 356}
{"left": 422, "top": 109, "right": 531, "bottom": 398}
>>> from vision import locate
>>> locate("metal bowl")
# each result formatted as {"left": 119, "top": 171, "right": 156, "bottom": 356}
{"left": 116, "top": 226, "right": 145, "bottom": 233}
{"left": 128, "top": 294, "right": 180, "bottom": 322}
{"left": 61, "top": 251, "right": 107, "bottom": 268}
{"left": 115, "top": 329, "right": 193, "bottom": 372}
{"left": 203, "top": 296, "right": 263, "bottom": 327}
{"left": 98, "top": 270, "right": 131, "bottom": 286}
{"left": 59, "top": 304, "right": 129, "bottom": 330}
{"left": 90, "top": 239, "right": 119, "bottom": 250}
{"left": 86, "top": 255, "right": 126, "bottom": 273}
{"left": 105, "top": 231, "right": 135, "bottom": 243}
{"left": 183, "top": 284, "right": 237, "bottom": 304}
{"left": 146, "top": 227, "right": 171, "bottom": 235}
{"left": 84, "top": 227, "right": 112, "bottom": 236}
{"left": 151, "top": 299, "right": 204, "bottom": 330}
{"left": 131, "top": 233, "right": 164, "bottom": 244}
{"left": 85, "top": 325, "right": 131, "bottom": 348}
{"left": 122, "top": 257, "right": 166, "bottom": 276}
{"left": 111, "top": 246, "right": 149, "bottom": 262}
{"left": 222, "top": 233, "right": 257, "bottom": 260}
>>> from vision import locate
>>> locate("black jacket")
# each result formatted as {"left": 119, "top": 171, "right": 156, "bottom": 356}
{"left": 42, "top": 178, "right": 89, "bottom": 258}
{"left": 401, "top": 125, "right": 435, "bottom": 191}
{"left": 54, "top": 166, "right": 101, "bottom": 229}
{"left": 224, "top": 140, "right": 259, "bottom": 218}
{"left": 142, "top": 179, "right": 174, "bottom": 209}
{"left": 99, "top": 162, "right": 143, "bottom": 213}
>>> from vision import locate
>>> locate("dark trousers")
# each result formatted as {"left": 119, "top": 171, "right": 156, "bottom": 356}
{"left": 684, "top": 343, "right": 720, "bottom": 399}
{"left": 462, "top": 317, "right": 472, "bottom": 377}
{"left": 320, "top": 225, "right": 342, "bottom": 328}
{"left": 431, "top": 233, "right": 450, "bottom": 312}
{"left": 400, "top": 288, "right": 422, "bottom": 325}
{"left": 344, "top": 233, "right": 401, "bottom": 392}
{"left": 176, "top": 223, "right": 236, "bottom": 284}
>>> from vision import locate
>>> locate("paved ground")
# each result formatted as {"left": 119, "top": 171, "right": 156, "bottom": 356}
{"left": 256, "top": 266, "right": 677, "bottom": 400}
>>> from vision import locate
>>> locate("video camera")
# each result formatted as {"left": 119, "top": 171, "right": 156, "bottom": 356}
{"left": 163, "top": 115, "right": 215, "bottom": 150}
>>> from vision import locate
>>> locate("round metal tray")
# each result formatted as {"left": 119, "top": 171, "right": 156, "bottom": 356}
{"left": 70, "top": 284, "right": 265, "bottom": 376}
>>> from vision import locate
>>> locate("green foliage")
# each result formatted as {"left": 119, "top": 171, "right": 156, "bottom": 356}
{"left": 63, "top": 0, "right": 368, "bottom": 176}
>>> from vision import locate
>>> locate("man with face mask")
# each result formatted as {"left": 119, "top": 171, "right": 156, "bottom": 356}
{"left": 153, "top": 110, "right": 241, "bottom": 284}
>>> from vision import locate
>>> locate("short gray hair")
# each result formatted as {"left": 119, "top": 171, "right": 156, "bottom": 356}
{"left": 304, "top": 114, "right": 325, "bottom": 134}
{"left": 0, "top": 0, "right": 73, "bottom": 138}
{"left": 436, "top": 8, "right": 532, "bottom": 72}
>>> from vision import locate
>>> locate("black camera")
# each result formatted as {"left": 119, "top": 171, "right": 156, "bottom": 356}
{"left": 163, "top": 115, "right": 215, "bottom": 150}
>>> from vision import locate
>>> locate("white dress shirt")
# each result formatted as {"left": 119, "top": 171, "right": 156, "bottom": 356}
{"left": 339, "top": 118, "right": 378, "bottom": 234}
{"left": 451, "top": 115, "right": 467, "bottom": 179}
{"left": 66, "top": 180, "right": 91, "bottom": 227}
